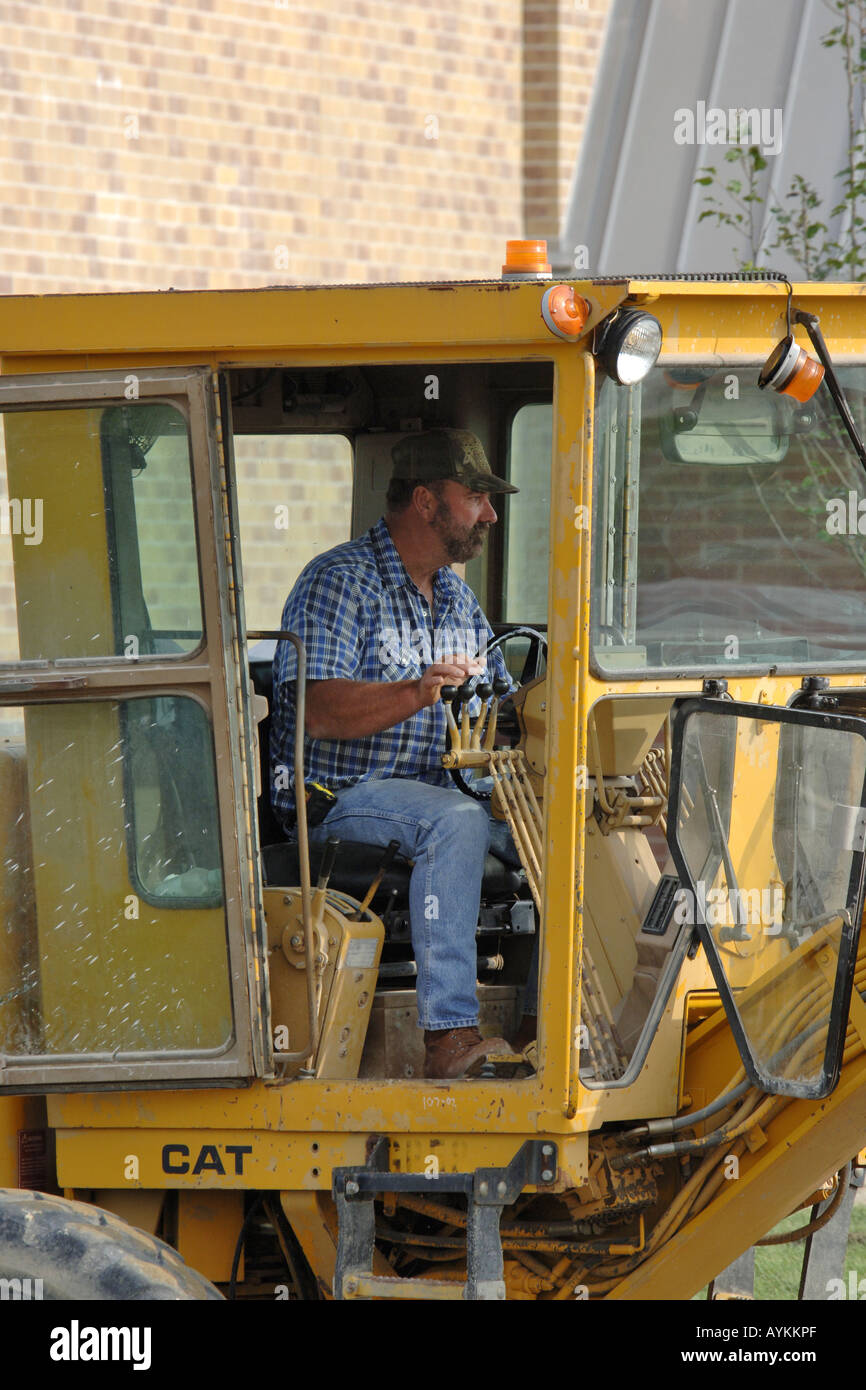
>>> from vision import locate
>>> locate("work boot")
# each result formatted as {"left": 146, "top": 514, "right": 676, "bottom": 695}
{"left": 423, "top": 1026, "right": 512, "bottom": 1079}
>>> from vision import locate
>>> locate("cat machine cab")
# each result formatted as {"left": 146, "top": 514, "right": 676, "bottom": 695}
{"left": 0, "top": 248, "right": 864, "bottom": 1299}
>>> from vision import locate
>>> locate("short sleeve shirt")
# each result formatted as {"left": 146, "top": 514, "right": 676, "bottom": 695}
{"left": 270, "top": 517, "right": 514, "bottom": 822}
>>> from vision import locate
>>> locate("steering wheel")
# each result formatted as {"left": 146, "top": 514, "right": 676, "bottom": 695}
{"left": 486, "top": 625, "right": 548, "bottom": 685}
{"left": 441, "top": 625, "right": 548, "bottom": 801}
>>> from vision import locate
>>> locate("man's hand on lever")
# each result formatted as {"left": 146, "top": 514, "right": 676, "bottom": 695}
{"left": 305, "top": 655, "right": 484, "bottom": 740}
{"left": 417, "top": 654, "right": 484, "bottom": 708}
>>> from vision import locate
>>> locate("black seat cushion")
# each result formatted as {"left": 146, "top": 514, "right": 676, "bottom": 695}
{"left": 261, "top": 838, "right": 526, "bottom": 903}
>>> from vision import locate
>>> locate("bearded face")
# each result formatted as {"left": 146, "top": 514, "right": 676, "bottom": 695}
{"left": 430, "top": 493, "right": 493, "bottom": 563}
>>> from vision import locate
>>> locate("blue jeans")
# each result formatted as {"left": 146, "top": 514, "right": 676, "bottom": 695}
{"left": 308, "top": 776, "right": 538, "bottom": 1027}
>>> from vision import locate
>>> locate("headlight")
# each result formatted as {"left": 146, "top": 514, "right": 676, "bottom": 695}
{"left": 597, "top": 308, "right": 663, "bottom": 385}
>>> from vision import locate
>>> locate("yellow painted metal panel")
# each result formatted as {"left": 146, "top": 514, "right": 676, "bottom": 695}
{"left": 0, "top": 283, "right": 626, "bottom": 360}
{"left": 1, "top": 281, "right": 865, "bottom": 370}
{"left": 54, "top": 1126, "right": 584, "bottom": 1191}
{"left": 90, "top": 1188, "right": 163, "bottom": 1235}
{"left": 177, "top": 1190, "right": 244, "bottom": 1284}
{"left": 539, "top": 352, "right": 591, "bottom": 1117}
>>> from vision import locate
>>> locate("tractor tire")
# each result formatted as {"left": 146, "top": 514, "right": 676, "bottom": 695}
{"left": 0, "top": 1188, "right": 223, "bottom": 1300}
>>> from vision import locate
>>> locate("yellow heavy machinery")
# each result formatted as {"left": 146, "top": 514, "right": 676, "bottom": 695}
{"left": 0, "top": 246, "right": 865, "bottom": 1300}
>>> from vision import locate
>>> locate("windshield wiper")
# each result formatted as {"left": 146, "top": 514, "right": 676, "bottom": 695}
{"left": 795, "top": 310, "right": 866, "bottom": 476}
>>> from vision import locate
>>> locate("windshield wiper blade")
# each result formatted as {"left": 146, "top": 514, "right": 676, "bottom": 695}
{"left": 795, "top": 310, "right": 866, "bottom": 476}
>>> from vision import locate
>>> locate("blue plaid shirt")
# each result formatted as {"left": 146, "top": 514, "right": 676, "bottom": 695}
{"left": 270, "top": 517, "right": 513, "bottom": 824}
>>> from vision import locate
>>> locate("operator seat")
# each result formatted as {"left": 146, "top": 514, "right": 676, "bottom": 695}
{"left": 249, "top": 652, "right": 531, "bottom": 910}
{"left": 261, "top": 838, "right": 526, "bottom": 905}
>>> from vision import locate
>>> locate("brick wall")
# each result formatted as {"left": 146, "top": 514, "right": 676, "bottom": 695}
{"left": 0, "top": 0, "right": 609, "bottom": 292}
{"left": 523, "top": 0, "right": 608, "bottom": 245}
{"left": 0, "top": 0, "right": 610, "bottom": 653}
{"left": 232, "top": 433, "right": 353, "bottom": 633}
{"left": 634, "top": 412, "right": 866, "bottom": 658}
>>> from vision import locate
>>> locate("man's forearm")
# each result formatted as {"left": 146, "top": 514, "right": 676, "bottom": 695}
{"left": 304, "top": 678, "right": 425, "bottom": 739}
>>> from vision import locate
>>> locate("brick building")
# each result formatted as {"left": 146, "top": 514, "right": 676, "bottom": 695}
{"left": 0, "top": 0, "right": 609, "bottom": 292}
{"left": 0, "top": 0, "right": 610, "bottom": 641}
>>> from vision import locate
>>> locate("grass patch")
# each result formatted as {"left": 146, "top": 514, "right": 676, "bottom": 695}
{"left": 693, "top": 1200, "right": 866, "bottom": 1300}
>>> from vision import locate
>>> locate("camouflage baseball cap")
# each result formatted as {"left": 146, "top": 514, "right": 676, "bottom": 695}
{"left": 391, "top": 428, "right": 519, "bottom": 494}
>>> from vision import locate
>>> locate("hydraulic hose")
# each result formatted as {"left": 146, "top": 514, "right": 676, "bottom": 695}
{"left": 621, "top": 1076, "right": 751, "bottom": 1143}
{"left": 756, "top": 1164, "right": 851, "bottom": 1246}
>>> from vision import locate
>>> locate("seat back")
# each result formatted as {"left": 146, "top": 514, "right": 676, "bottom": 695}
{"left": 249, "top": 654, "right": 286, "bottom": 849}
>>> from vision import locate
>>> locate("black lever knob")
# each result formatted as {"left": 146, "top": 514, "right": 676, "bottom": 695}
{"left": 440, "top": 685, "right": 459, "bottom": 702}
{"left": 377, "top": 839, "right": 401, "bottom": 874}
{"left": 492, "top": 676, "right": 511, "bottom": 697}
{"left": 316, "top": 835, "right": 340, "bottom": 890}
{"left": 455, "top": 680, "right": 475, "bottom": 703}
{"left": 475, "top": 681, "right": 493, "bottom": 701}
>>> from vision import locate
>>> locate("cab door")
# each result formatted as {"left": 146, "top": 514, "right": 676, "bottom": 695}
{"left": 668, "top": 697, "right": 866, "bottom": 1098}
{"left": 0, "top": 367, "right": 269, "bottom": 1090}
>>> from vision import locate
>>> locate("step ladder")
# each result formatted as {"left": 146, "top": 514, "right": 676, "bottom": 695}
{"left": 332, "top": 1135, "right": 558, "bottom": 1301}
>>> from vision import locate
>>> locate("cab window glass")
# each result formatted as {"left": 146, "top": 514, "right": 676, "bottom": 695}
{"left": 502, "top": 402, "right": 552, "bottom": 625}
{"left": 0, "top": 694, "right": 232, "bottom": 1059}
{"left": 105, "top": 404, "right": 203, "bottom": 656}
{"left": 231, "top": 433, "right": 353, "bottom": 632}
{"left": 0, "top": 402, "right": 202, "bottom": 663}
{"left": 592, "top": 364, "right": 866, "bottom": 674}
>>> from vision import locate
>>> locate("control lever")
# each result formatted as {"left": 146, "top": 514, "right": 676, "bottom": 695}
{"left": 440, "top": 684, "right": 461, "bottom": 754}
{"left": 312, "top": 835, "right": 340, "bottom": 939}
{"left": 471, "top": 680, "right": 494, "bottom": 750}
{"left": 483, "top": 675, "right": 512, "bottom": 750}
{"left": 353, "top": 839, "right": 401, "bottom": 920}
{"left": 440, "top": 674, "right": 510, "bottom": 757}
{"left": 315, "top": 835, "right": 340, "bottom": 892}
{"left": 455, "top": 678, "right": 476, "bottom": 746}
{"left": 440, "top": 678, "right": 483, "bottom": 703}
